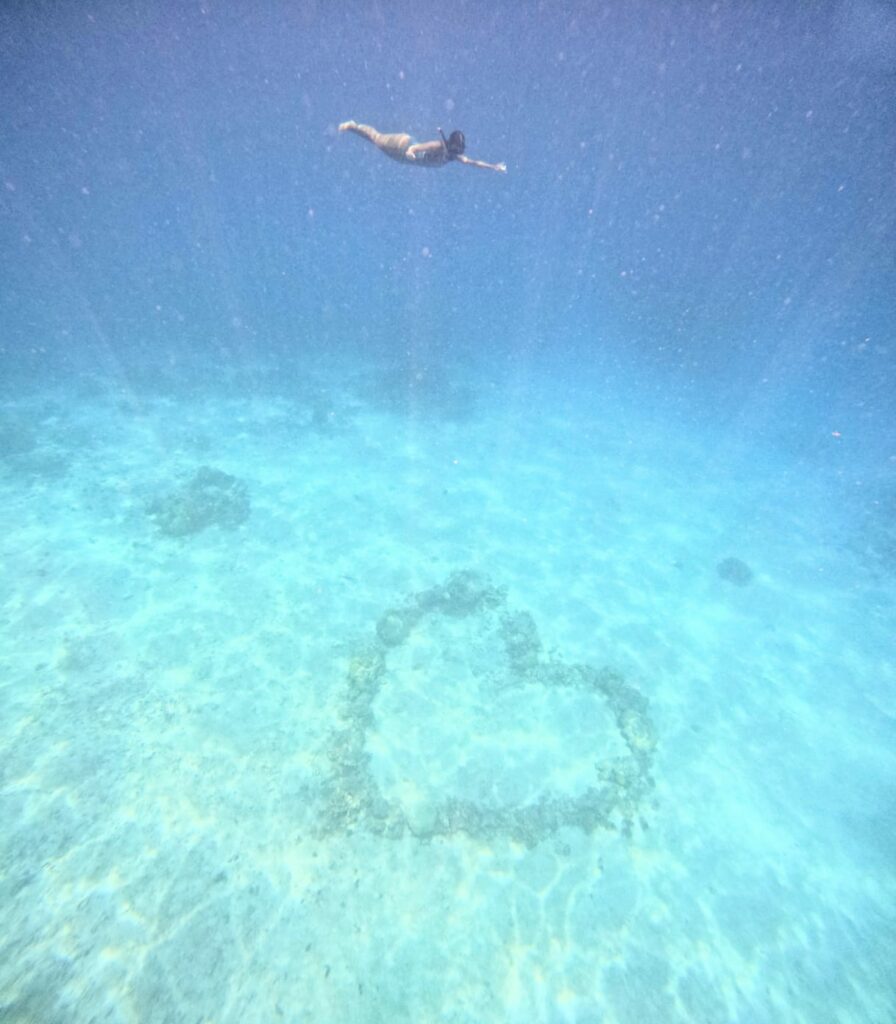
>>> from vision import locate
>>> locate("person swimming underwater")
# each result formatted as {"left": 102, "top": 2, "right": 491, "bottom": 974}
{"left": 338, "top": 121, "right": 507, "bottom": 173}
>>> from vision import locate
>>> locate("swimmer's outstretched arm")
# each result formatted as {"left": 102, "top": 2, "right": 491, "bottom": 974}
{"left": 456, "top": 153, "right": 507, "bottom": 173}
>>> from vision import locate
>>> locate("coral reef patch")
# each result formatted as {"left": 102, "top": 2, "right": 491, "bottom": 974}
{"left": 147, "top": 466, "right": 250, "bottom": 537}
{"left": 716, "top": 556, "right": 754, "bottom": 586}
{"left": 321, "top": 571, "right": 657, "bottom": 846}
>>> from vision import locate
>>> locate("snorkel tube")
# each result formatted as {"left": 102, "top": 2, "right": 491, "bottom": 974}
{"left": 437, "top": 127, "right": 465, "bottom": 157}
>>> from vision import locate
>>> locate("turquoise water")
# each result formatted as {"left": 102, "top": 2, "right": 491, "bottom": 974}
{"left": 2, "top": 4, "right": 894, "bottom": 1023}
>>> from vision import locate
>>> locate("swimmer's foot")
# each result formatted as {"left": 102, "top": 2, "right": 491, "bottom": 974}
{"left": 338, "top": 120, "right": 357, "bottom": 132}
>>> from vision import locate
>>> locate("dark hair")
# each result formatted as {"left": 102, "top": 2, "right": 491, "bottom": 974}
{"left": 446, "top": 130, "right": 465, "bottom": 156}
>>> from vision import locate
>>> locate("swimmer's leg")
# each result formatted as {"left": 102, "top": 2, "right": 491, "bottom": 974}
{"left": 338, "top": 122, "right": 413, "bottom": 162}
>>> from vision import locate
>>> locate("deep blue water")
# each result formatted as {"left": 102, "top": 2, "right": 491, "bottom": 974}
{"left": 3, "top": 3, "right": 894, "bottom": 395}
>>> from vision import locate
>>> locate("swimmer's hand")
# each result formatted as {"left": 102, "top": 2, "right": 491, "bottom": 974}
{"left": 496, "top": 162, "right": 507, "bottom": 173}
{"left": 338, "top": 120, "right": 357, "bottom": 132}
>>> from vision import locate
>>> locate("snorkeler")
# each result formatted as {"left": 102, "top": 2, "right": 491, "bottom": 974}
{"left": 338, "top": 121, "right": 507, "bottom": 173}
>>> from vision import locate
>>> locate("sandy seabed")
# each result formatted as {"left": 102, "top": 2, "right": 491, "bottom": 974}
{"left": 1, "top": 357, "right": 894, "bottom": 1024}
